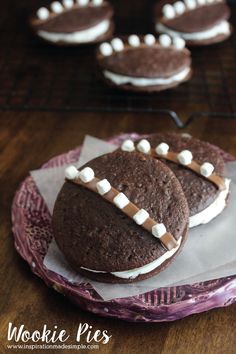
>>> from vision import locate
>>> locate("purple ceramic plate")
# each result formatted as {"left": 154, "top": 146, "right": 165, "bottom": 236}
{"left": 11, "top": 133, "right": 236, "bottom": 322}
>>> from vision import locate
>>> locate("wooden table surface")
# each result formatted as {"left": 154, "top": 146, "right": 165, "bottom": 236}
{"left": 1, "top": 112, "right": 236, "bottom": 354}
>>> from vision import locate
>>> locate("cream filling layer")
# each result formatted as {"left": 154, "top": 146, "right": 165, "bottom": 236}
{"left": 38, "top": 19, "right": 110, "bottom": 43}
{"left": 103, "top": 67, "right": 190, "bottom": 87}
{"left": 189, "top": 178, "right": 230, "bottom": 228}
{"left": 81, "top": 237, "right": 182, "bottom": 279}
{"left": 156, "top": 21, "right": 230, "bottom": 41}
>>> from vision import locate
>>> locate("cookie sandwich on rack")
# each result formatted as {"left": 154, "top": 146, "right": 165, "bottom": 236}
{"left": 30, "top": 0, "right": 114, "bottom": 45}
{"left": 97, "top": 34, "right": 192, "bottom": 92}
{"left": 122, "top": 133, "right": 230, "bottom": 228}
{"left": 154, "top": 0, "right": 232, "bottom": 45}
{"left": 52, "top": 150, "right": 189, "bottom": 283}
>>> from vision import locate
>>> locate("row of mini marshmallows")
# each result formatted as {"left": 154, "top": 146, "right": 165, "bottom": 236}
{"left": 37, "top": 0, "right": 104, "bottom": 20}
{"left": 65, "top": 165, "right": 169, "bottom": 239}
{"left": 162, "top": 0, "right": 221, "bottom": 20}
{"left": 99, "top": 34, "right": 185, "bottom": 56}
{"left": 121, "top": 139, "right": 215, "bottom": 178}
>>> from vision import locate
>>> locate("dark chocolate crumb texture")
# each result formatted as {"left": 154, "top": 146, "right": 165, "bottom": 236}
{"left": 30, "top": 0, "right": 114, "bottom": 45}
{"left": 128, "top": 133, "right": 230, "bottom": 228}
{"left": 155, "top": 0, "right": 232, "bottom": 46}
{"left": 97, "top": 34, "right": 192, "bottom": 92}
{"left": 52, "top": 150, "right": 189, "bottom": 283}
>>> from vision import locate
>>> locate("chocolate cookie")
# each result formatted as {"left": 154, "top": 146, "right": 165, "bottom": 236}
{"left": 155, "top": 0, "right": 232, "bottom": 46}
{"left": 96, "top": 34, "right": 192, "bottom": 92}
{"left": 52, "top": 150, "right": 189, "bottom": 283}
{"left": 128, "top": 133, "right": 230, "bottom": 228}
{"left": 30, "top": 0, "right": 114, "bottom": 45}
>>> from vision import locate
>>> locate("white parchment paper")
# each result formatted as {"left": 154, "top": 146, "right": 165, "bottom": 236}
{"left": 31, "top": 136, "right": 236, "bottom": 301}
{"left": 31, "top": 136, "right": 117, "bottom": 214}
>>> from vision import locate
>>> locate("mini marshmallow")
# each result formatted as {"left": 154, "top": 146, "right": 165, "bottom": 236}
{"left": 185, "top": 0, "right": 197, "bottom": 9}
{"left": 177, "top": 150, "right": 193, "bottom": 165}
{"left": 173, "top": 1, "right": 186, "bottom": 14}
{"left": 65, "top": 165, "right": 79, "bottom": 180}
{"left": 121, "top": 139, "right": 135, "bottom": 152}
{"left": 37, "top": 7, "right": 50, "bottom": 20}
{"left": 113, "top": 193, "right": 130, "bottom": 209}
{"left": 159, "top": 34, "right": 172, "bottom": 47}
{"left": 137, "top": 139, "right": 151, "bottom": 154}
{"left": 111, "top": 38, "right": 124, "bottom": 52}
{"left": 173, "top": 37, "right": 185, "bottom": 49}
{"left": 200, "top": 162, "right": 214, "bottom": 177}
{"left": 92, "top": 0, "right": 103, "bottom": 5}
{"left": 162, "top": 4, "right": 175, "bottom": 19}
{"left": 62, "top": 0, "right": 74, "bottom": 8}
{"left": 128, "top": 35, "right": 140, "bottom": 47}
{"left": 77, "top": 0, "right": 89, "bottom": 5}
{"left": 181, "top": 133, "right": 192, "bottom": 138}
{"left": 133, "top": 209, "right": 149, "bottom": 225}
{"left": 152, "top": 223, "right": 167, "bottom": 238}
{"left": 79, "top": 167, "right": 95, "bottom": 183}
{"left": 99, "top": 42, "right": 113, "bottom": 56}
{"left": 155, "top": 142, "right": 169, "bottom": 156}
{"left": 144, "top": 34, "right": 156, "bottom": 46}
{"left": 51, "top": 1, "right": 64, "bottom": 13}
{"left": 197, "top": 0, "right": 206, "bottom": 5}
{"left": 96, "top": 179, "right": 111, "bottom": 195}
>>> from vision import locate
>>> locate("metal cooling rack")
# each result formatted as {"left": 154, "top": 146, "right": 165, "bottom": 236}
{"left": 0, "top": 0, "right": 236, "bottom": 128}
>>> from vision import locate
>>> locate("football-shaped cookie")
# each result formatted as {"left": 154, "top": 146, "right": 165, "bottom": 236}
{"left": 30, "top": 0, "right": 114, "bottom": 45}
{"left": 97, "top": 34, "right": 192, "bottom": 92}
{"left": 127, "top": 133, "right": 230, "bottom": 228}
{"left": 155, "top": 0, "right": 232, "bottom": 46}
{"left": 52, "top": 150, "right": 189, "bottom": 283}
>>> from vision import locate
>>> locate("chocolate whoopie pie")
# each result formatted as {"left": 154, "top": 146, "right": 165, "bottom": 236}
{"left": 155, "top": 0, "right": 232, "bottom": 46}
{"left": 127, "top": 133, "right": 230, "bottom": 228}
{"left": 52, "top": 150, "right": 189, "bottom": 283}
{"left": 97, "top": 34, "right": 192, "bottom": 92}
{"left": 30, "top": 0, "right": 114, "bottom": 45}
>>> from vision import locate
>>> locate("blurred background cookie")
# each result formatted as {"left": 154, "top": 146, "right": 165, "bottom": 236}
{"left": 97, "top": 34, "right": 192, "bottom": 92}
{"left": 155, "top": 0, "right": 232, "bottom": 46}
{"left": 30, "top": 0, "right": 114, "bottom": 45}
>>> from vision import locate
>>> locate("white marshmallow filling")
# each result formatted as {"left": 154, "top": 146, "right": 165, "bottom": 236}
{"left": 189, "top": 178, "right": 230, "bottom": 228}
{"left": 37, "top": 19, "right": 110, "bottom": 43}
{"left": 81, "top": 237, "right": 182, "bottom": 279}
{"left": 103, "top": 66, "right": 191, "bottom": 87}
{"left": 156, "top": 20, "right": 230, "bottom": 41}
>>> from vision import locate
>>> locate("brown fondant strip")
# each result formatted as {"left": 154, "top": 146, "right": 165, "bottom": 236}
{"left": 150, "top": 149, "right": 225, "bottom": 190}
{"left": 32, "top": 3, "right": 109, "bottom": 25}
{"left": 98, "top": 42, "right": 165, "bottom": 60}
{"left": 67, "top": 176, "right": 178, "bottom": 251}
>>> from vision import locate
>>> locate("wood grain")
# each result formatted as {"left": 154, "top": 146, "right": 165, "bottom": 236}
{"left": 0, "top": 112, "right": 236, "bottom": 354}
